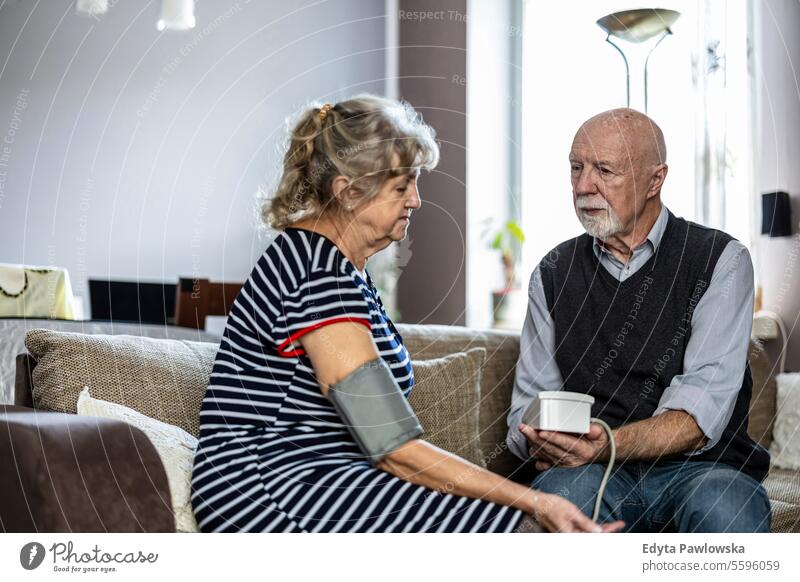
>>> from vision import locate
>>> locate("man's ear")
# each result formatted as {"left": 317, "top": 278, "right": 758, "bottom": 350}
{"left": 647, "top": 164, "right": 668, "bottom": 199}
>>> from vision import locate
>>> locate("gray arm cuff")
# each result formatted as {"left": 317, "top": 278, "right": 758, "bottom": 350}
{"left": 328, "top": 358, "right": 423, "bottom": 464}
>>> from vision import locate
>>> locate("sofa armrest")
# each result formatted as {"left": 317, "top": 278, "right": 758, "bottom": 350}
{"left": 0, "top": 405, "right": 174, "bottom": 532}
{"left": 14, "top": 353, "right": 35, "bottom": 408}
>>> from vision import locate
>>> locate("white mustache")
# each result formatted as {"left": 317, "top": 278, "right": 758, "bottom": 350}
{"left": 576, "top": 198, "right": 609, "bottom": 211}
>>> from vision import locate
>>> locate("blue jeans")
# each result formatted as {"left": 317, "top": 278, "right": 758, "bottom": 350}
{"left": 532, "top": 461, "right": 771, "bottom": 533}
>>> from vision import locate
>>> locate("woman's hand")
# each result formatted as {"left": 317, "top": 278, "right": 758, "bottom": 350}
{"left": 530, "top": 492, "right": 625, "bottom": 533}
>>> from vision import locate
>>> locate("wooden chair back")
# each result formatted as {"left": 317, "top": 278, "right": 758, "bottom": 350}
{"left": 174, "top": 278, "right": 242, "bottom": 330}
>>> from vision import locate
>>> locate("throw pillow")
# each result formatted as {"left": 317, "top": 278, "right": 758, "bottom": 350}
{"left": 25, "top": 329, "right": 217, "bottom": 437}
{"left": 409, "top": 348, "right": 486, "bottom": 467}
{"left": 748, "top": 341, "right": 777, "bottom": 448}
{"left": 77, "top": 387, "right": 199, "bottom": 533}
{"left": 770, "top": 373, "right": 800, "bottom": 471}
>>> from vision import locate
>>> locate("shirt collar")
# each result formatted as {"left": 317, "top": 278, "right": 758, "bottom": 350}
{"left": 592, "top": 204, "right": 669, "bottom": 260}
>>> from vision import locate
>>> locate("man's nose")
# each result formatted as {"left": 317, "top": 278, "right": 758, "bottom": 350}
{"left": 574, "top": 168, "right": 597, "bottom": 196}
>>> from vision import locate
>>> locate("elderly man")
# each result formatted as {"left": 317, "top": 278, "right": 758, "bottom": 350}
{"left": 506, "top": 108, "right": 771, "bottom": 533}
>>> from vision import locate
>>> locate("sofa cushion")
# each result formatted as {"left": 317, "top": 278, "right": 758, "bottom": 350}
{"left": 1, "top": 318, "right": 220, "bottom": 406}
{"left": 25, "top": 329, "right": 217, "bottom": 437}
{"left": 77, "top": 387, "right": 198, "bottom": 533}
{"left": 762, "top": 467, "right": 800, "bottom": 532}
{"left": 763, "top": 466, "right": 800, "bottom": 505}
{"left": 769, "top": 500, "right": 800, "bottom": 533}
{"left": 409, "top": 348, "right": 486, "bottom": 467}
{"left": 398, "top": 324, "right": 529, "bottom": 481}
{"left": 748, "top": 340, "right": 776, "bottom": 449}
{"left": 769, "top": 373, "right": 800, "bottom": 470}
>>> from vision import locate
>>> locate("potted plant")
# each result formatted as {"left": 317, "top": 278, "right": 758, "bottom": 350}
{"left": 486, "top": 220, "right": 526, "bottom": 327}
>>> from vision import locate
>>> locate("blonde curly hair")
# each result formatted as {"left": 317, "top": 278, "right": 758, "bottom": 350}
{"left": 262, "top": 94, "right": 440, "bottom": 230}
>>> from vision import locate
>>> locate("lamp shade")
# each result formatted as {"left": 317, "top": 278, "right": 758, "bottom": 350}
{"left": 761, "top": 191, "right": 792, "bottom": 237}
{"left": 596, "top": 9, "right": 680, "bottom": 43}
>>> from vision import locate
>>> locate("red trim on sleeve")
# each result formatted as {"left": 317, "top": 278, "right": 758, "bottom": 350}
{"left": 276, "top": 317, "right": 372, "bottom": 358}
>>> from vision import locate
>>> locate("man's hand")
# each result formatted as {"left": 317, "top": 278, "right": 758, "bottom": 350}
{"left": 519, "top": 422, "right": 610, "bottom": 470}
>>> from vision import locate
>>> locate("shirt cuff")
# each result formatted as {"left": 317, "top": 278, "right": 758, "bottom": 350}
{"left": 652, "top": 384, "right": 726, "bottom": 456}
{"left": 506, "top": 409, "right": 529, "bottom": 461}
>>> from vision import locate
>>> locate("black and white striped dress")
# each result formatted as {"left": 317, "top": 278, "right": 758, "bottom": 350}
{"left": 190, "top": 227, "right": 523, "bottom": 532}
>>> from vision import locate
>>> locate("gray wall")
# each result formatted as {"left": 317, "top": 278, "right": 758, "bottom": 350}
{"left": 755, "top": 0, "right": 800, "bottom": 371}
{"left": 0, "top": 0, "right": 386, "bottom": 313}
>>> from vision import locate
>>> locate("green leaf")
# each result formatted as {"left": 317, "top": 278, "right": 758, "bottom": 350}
{"left": 491, "top": 232, "right": 503, "bottom": 250}
{"left": 506, "top": 220, "right": 525, "bottom": 243}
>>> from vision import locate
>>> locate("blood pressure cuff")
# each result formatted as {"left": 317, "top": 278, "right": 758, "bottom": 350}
{"left": 328, "top": 358, "right": 423, "bottom": 464}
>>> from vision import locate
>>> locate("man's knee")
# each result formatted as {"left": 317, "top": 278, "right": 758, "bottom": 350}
{"left": 678, "top": 469, "right": 771, "bottom": 533}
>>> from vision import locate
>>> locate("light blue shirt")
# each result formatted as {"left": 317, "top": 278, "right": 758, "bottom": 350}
{"left": 506, "top": 205, "right": 755, "bottom": 460}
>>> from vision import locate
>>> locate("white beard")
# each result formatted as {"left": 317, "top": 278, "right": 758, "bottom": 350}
{"left": 575, "top": 198, "right": 624, "bottom": 239}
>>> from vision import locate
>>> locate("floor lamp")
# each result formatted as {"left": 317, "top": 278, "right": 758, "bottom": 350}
{"left": 596, "top": 8, "right": 681, "bottom": 113}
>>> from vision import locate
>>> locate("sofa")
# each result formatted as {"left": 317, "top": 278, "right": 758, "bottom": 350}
{"left": 1, "top": 319, "right": 798, "bottom": 532}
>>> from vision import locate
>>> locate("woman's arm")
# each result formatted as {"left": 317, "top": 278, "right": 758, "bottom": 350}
{"left": 298, "top": 322, "right": 621, "bottom": 533}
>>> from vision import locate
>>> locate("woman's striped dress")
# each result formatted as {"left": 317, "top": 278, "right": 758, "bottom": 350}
{"left": 190, "top": 227, "right": 524, "bottom": 532}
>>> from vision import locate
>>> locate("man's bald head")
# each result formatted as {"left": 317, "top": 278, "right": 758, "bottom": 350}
{"left": 569, "top": 108, "right": 669, "bottom": 246}
{"left": 577, "top": 108, "right": 666, "bottom": 167}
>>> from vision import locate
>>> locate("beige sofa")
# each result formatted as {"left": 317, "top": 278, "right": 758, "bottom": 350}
{"left": 1, "top": 321, "right": 799, "bottom": 532}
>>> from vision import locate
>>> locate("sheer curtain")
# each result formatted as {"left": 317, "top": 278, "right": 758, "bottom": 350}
{"left": 693, "top": 0, "right": 757, "bottom": 247}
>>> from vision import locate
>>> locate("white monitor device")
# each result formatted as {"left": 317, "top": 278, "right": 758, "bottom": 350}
{"left": 522, "top": 391, "right": 595, "bottom": 434}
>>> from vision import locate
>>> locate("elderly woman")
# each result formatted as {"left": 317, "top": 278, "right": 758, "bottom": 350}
{"left": 190, "top": 95, "right": 623, "bottom": 533}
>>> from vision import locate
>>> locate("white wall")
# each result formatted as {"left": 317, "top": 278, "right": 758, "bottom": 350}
{"left": 754, "top": 0, "right": 800, "bottom": 371}
{"left": 0, "top": 0, "right": 386, "bottom": 313}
